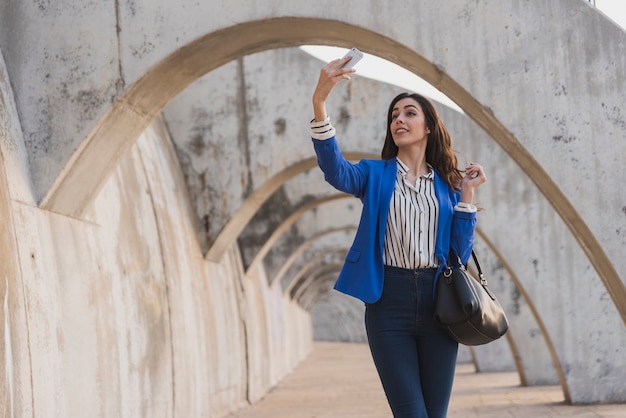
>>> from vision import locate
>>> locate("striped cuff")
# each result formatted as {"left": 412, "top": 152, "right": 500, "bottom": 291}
{"left": 454, "top": 202, "right": 477, "bottom": 213}
{"left": 309, "top": 116, "right": 336, "bottom": 140}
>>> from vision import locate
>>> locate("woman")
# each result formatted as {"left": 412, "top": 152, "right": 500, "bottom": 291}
{"left": 309, "top": 55, "right": 486, "bottom": 417}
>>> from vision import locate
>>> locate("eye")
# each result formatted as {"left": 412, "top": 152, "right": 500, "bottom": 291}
{"left": 391, "top": 114, "right": 399, "bottom": 120}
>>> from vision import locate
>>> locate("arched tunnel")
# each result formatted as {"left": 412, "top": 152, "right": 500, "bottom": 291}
{"left": 0, "top": 1, "right": 625, "bottom": 416}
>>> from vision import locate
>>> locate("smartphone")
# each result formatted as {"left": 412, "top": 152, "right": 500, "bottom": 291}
{"left": 339, "top": 47, "right": 364, "bottom": 69}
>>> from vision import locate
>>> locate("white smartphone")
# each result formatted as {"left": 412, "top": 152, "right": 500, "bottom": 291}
{"left": 339, "top": 47, "right": 364, "bottom": 69}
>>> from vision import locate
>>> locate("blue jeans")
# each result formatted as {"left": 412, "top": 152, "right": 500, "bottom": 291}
{"left": 365, "top": 266, "right": 458, "bottom": 418}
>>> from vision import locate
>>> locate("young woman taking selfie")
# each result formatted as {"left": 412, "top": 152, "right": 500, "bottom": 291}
{"left": 309, "top": 53, "right": 486, "bottom": 418}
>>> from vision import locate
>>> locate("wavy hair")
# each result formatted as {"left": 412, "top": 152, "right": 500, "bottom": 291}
{"left": 380, "top": 92, "right": 463, "bottom": 190}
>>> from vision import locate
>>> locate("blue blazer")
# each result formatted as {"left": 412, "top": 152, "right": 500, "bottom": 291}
{"left": 313, "top": 136, "right": 476, "bottom": 303}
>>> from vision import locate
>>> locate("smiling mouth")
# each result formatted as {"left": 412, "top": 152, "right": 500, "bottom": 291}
{"left": 395, "top": 128, "right": 408, "bottom": 134}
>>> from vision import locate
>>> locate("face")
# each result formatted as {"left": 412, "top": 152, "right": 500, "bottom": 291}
{"left": 390, "top": 98, "right": 430, "bottom": 149}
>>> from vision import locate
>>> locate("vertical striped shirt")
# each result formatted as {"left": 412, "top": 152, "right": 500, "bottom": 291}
{"left": 383, "top": 158, "right": 439, "bottom": 269}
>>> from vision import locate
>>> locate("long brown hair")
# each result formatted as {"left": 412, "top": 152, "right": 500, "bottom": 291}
{"left": 381, "top": 92, "right": 463, "bottom": 190}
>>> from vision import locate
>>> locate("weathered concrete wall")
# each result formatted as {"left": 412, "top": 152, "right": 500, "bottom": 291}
{"left": 1, "top": 56, "right": 312, "bottom": 417}
{"left": 0, "top": 49, "right": 33, "bottom": 418}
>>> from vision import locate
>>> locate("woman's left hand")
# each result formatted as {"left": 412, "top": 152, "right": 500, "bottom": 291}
{"left": 462, "top": 163, "right": 486, "bottom": 189}
{"left": 460, "top": 163, "right": 486, "bottom": 203}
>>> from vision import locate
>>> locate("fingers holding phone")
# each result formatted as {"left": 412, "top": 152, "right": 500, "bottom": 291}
{"left": 339, "top": 47, "right": 364, "bottom": 69}
{"left": 323, "top": 47, "right": 363, "bottom": 84}
{"left": 312, "top": 47, "right": 363, "bottom": 120}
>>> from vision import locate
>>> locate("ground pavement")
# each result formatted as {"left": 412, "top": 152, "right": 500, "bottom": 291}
{"left": 227, "top": 342, "right": 624, "bottom": 418}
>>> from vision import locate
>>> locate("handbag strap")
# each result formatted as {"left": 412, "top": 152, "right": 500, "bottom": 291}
{"left": 469, "top": 250, "right": 497, "bottom": 299}
{"left": 470, "top": 250, "right": 486, "bottom": 285}
{"left": 448, "top": 249, "right": 486, "bottom": 285}
{"left": 443, "top": 249, "right": 497, "bottom": 301}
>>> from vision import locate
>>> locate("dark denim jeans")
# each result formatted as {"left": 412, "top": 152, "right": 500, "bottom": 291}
{"left": 365, "top": 266, "right": 458, "bottom": 418}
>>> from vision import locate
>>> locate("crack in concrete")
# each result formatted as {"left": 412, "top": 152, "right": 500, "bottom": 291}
{"left": 236, "top": 58, "right": 253, "bottom": 198}
{"left": 114, "top": 0, "right": 126, "bottom": 92}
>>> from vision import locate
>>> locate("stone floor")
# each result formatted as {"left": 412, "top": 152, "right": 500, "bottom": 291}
{"left": 227, "top": 342, "right": 625, "bottom": 418}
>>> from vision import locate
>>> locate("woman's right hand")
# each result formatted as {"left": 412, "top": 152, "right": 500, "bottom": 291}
{"left": 312, "top": 56, "right": 356, "bottom": 121}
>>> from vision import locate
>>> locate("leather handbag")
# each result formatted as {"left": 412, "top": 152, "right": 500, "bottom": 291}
{"left": 434, "top": 250, "right": 509, "bottom": 346}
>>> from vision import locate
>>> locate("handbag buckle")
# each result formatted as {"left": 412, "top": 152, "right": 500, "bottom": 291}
{"left": 479, "top": 273, "right": 487, "bottom": 285}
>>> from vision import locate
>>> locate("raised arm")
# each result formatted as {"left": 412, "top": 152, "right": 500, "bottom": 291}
{"left": 310, "top": 55, "right": 368, "bottom": 197}
{"left": 312, "top": 55, "right": 356, "bottom": 121}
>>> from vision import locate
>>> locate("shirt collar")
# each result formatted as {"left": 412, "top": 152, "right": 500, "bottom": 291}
{"left": 396, "top": 157, "right": 434, "bottom": 180}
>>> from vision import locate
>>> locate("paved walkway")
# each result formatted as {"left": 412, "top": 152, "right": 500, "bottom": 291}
{"left": 227, "top": 342, "right": 624, "bottom": 418}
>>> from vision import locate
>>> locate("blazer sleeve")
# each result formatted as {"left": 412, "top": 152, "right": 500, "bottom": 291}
{"left": 450, "top": 210, "right": 477, "bottom": 265}
{"left": 448, "top": 189, "right": 477, "bottom": 265}
{"left": 312, "top": 136, "right": 369, "bottom": 198}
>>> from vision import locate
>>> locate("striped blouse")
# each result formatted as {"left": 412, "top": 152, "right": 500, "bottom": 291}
{"left": 383, "top": 158, "right": 439, "bottom": 269}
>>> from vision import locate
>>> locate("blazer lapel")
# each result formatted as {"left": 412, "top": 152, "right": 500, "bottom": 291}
{"left": 376, "top": 158, "right": 397, "bottom": 250}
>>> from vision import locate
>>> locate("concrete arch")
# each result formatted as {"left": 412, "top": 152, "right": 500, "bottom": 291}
{"left": 39, "top": 18, "right": 379, "bottom": 218}
{"left": 244, "top": 200, "right": 358, "bottom": 276}
{"left": 243, "top": 193, "right": 353, "bottom": 273}
{"left": 286, "top": 249, "right": 348, "bottom": 297}
{"left": 208, "top": 153, "right": 371, "bottom": 263}
{"left": 298, "top": 268, "right": 344, "bottom": 312}
{"left": 36, "top": 15, "right": 625, "bottom": 324}
{"left": 270, "top": 226, "right": 356, "bottom": 287}
{"left": 293, "top": 262, "right": 346, "bottom": 303}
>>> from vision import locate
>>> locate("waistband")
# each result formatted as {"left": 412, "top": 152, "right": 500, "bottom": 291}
{"left": 384, "top": 265, "right": 438, "bottom": 275}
